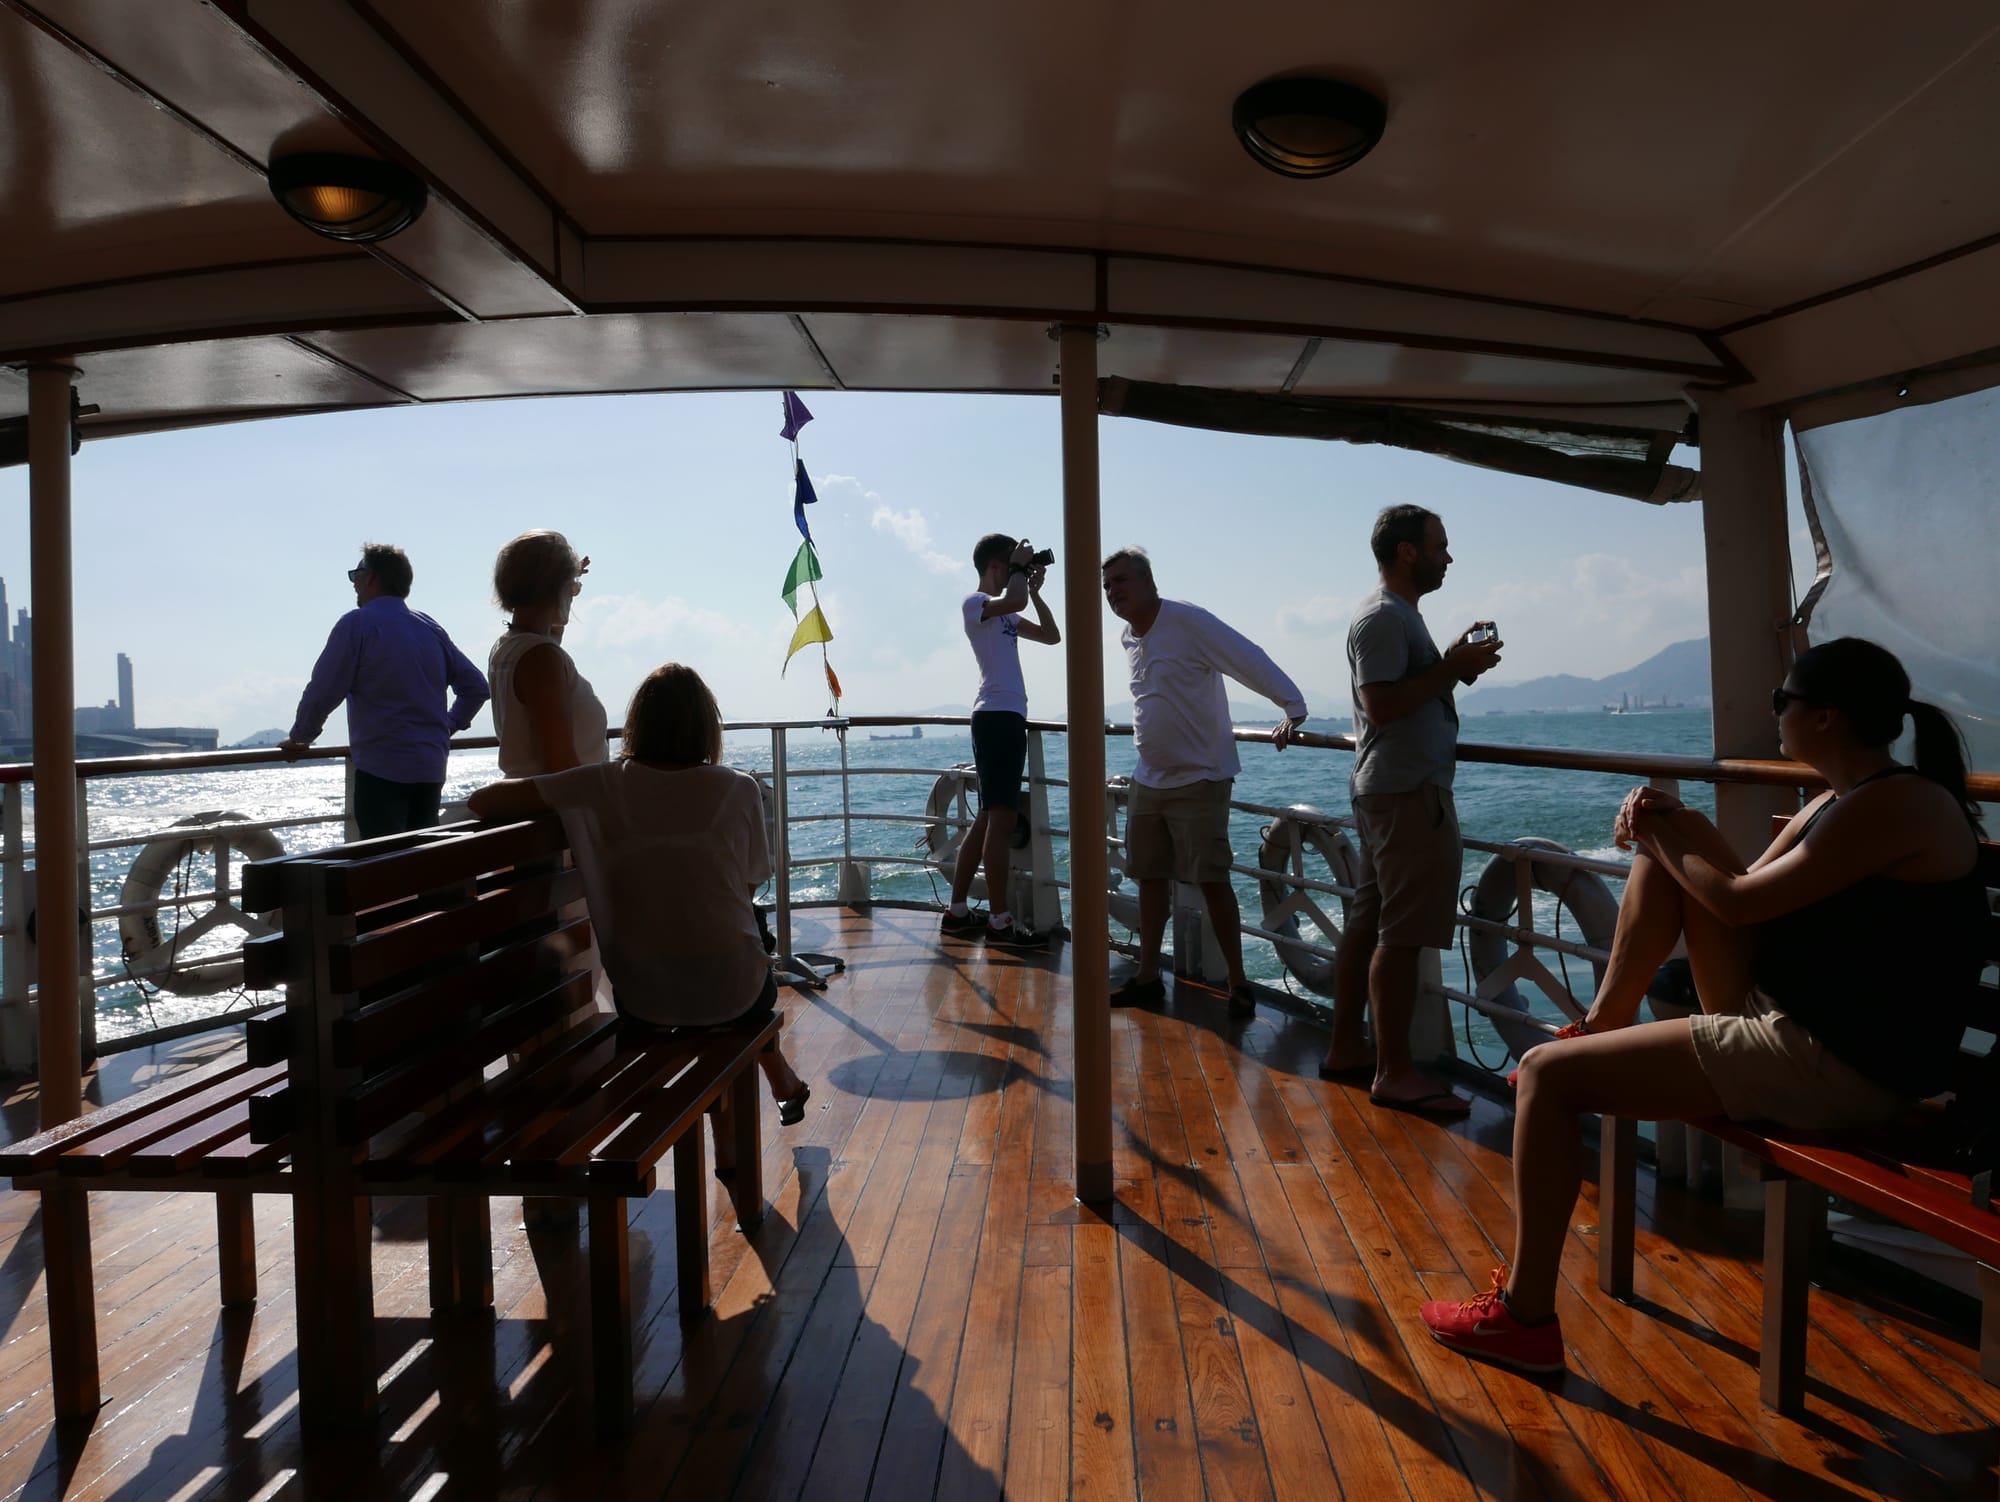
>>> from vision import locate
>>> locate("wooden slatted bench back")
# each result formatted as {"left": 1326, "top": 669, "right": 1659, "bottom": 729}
{"left": 243, "top": 818, "right": 595, "bottom": 1156}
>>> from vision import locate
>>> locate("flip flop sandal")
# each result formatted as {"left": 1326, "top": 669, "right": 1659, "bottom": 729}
{"left": 778, "top": 1084, "right": 812, "bottom": 1127}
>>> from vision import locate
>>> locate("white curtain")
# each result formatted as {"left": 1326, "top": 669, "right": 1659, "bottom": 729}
{"left": 1793, "top": 386, "right": 2000, "bottom": 771}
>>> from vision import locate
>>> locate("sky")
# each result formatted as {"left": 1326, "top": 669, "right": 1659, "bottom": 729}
{"left": 0, "top": 390, "right": 1816, "bottom": 745}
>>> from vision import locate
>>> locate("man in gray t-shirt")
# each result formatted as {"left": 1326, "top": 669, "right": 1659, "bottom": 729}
{"left": 1323, "top": 506, "right": 1502, "bottom": 1116}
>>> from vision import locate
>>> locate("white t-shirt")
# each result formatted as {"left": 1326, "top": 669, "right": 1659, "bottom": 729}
{"left": 535, "top": 760, "right": 771, "bottom": 1027}
{"left": 1122, "top": 599, "right": 1308, "bottom": 788}
{"left": 963, "top": 591, "right": 1027, "bottom": 716}
{"left": 489, "top": 628, "right": 610, "bottom": 777}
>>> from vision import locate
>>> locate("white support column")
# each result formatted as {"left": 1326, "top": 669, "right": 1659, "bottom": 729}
{"left": 1058, "top": 324, "right": 1112, "bottom": 1205}
{"left": 1695, "top": 391, "right": 1798, "bottom": 857}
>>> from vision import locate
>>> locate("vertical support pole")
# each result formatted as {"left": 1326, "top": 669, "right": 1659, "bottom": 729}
{"left": 29, "top": 361, "right": 81, "bottom": 1122}
{"left": 28, "top": 360, "right": 98, "bottom": 1419}
{"left": 0, "top": 784, "right": 30, "bottom": 1071}
{"left": 1694, "top": 391, "right": 1798, "bottom": 858}
{"left": 771, "top": 729, "right": 795, "bottom": 959}
{"left": 74, "top": 775, "right": 95, "bottom": 1062}
{"left": 1024, "top": 729, "right": 1062, "bottom": 933}
{"left": 1058, "top": 323, "right": 1112, "bottom": 1205}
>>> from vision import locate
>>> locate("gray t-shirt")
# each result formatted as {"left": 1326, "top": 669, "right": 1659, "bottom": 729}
{"left": 1348, "top": 586, "right": 1458, "bottom": 795}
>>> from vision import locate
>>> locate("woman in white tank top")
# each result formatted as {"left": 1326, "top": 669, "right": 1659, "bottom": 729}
{"left": 488, "top": 530, "right": 609, "bottom": 775}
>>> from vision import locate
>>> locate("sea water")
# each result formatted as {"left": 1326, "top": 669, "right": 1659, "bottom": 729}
{"left": 27, "top": 709, "right": 1715, "bottom": 1052}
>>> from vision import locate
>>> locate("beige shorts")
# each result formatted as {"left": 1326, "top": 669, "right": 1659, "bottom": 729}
{"left": 1125, "top": 778, "right": 1234, "bottom": 884}
{"left": 1349, "top": 785, "right": 1461, "bottom": 949}
{"left": 1689, "top": 989, "right": 1907, "bottom": 1131}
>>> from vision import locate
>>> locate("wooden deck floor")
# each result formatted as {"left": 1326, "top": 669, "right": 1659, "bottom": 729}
{"left": 2, "top": 906, "right": 1996, "bottom": 1500}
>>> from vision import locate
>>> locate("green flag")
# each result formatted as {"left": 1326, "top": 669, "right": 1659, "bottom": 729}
{"left": 780, "top": 539, "right": 822, "bottom": 617}
{"left": 783, "top": 605, "right": 833, "bottom": 674}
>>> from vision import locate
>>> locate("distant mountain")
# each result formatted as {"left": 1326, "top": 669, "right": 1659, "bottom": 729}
{"left": 1459, "top": 638, "right": 1711, "bottom": 714}
{"left": 230, "top": 727, "right": 288, "bottom": 749}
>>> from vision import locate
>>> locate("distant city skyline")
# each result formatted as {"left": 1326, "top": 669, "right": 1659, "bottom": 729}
{"left": 0, "top": 583, "right": 216, "bottom": 752}
{"left": 0, "top": 391, "right": 1820, "bottom": 747}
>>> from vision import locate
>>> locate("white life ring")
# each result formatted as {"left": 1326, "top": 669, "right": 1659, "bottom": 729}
{"left": 1465, "top": 837, "right": 1620, "bottom": 1063}
{"left": 118, "top": 811, "right": 285, "bottom": 995}
{"left": 920, "top": 765, "right": 977, "bottom": 869}
{"left": 1255, "top": 808, "right": 1359, "bottom": 999}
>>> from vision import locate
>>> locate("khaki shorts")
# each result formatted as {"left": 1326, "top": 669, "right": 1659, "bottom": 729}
{"left": 1349, "top": 785, "right": 1461, "bottom": 950}
{"left": 1689, "top": 989, "right": 1906, "bottom": 1131}
{"left": 1125, "top": 778, "right": 1234, "bottom": 884}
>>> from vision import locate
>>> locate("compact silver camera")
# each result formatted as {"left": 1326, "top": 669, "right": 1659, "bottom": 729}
{"left": 1467, "top": 622, "right": 1498, "bottom": 645}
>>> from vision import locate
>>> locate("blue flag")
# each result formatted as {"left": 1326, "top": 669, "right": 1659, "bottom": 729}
{"left": 780, "top": 391, "right": 814, "bottom": 442}
{"left": 793, "top": 459, "right": 818, "bottom": 539}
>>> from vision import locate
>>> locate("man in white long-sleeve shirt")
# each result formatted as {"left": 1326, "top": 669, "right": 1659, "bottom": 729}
{"left": 1102, "top": 547, "right": 1309, "bottom": 1018}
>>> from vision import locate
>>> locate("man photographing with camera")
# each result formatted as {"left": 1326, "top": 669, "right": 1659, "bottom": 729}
{"left": 944, "top": 533, "right": 1062, "bottom": 949}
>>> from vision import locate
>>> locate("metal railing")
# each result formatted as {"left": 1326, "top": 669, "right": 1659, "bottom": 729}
{"left": 2, "top": 717, "right": 1992, "bottom": 1074}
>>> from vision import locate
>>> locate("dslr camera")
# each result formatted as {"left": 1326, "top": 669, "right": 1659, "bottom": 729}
{"left": 1029, "top": 547, "right": 1055, "bottom": 568}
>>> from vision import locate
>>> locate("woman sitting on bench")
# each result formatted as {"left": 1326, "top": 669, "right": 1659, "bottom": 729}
{"left": 1421, "top": 637, "right": 1986, "bottom": 1373}
{"left": 469, "top": 661, "right": 811, "bottom": 1170}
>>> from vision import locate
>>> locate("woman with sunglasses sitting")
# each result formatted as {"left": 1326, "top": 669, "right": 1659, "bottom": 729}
{"left": 1420, "top": 637, "right": 1987, "bottom": 1373}
{"left": 469, "top": 662, "right": 810, "bottom": 1178}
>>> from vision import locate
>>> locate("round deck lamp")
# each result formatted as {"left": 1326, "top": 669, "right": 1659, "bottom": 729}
{"left": 267, "top": 152, "right": 427, "bottom": 242}
{"left": 1231, "top": 77, "right": 1385, "bottom": 178}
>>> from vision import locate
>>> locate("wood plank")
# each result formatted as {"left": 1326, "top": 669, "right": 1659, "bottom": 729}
{"left": 1002, "top": 1262, "right": 1074, "bottom": 1501}
{"left": 1070, "top": 1220, "right": 1140, "bottom": 1502}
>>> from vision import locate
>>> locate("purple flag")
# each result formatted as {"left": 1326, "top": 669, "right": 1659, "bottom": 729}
{"left": 779, "top": 390, "right": 814, "bottom": 442}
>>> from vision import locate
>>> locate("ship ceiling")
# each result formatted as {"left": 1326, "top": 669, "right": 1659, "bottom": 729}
{"left": 3, "top": 0, "right": 1999, "bottom": 443}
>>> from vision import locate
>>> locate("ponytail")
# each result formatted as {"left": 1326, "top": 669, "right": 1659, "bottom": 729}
{"left": 1906, "top": 698, "right": 1982, "bottom": 827}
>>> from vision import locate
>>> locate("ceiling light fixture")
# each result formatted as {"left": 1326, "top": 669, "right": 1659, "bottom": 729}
{"left": 267, "top": 152, "right": 428, "bottom": 243}
{"left": 1231, "top": 76, "right": 1386, "bottom": 179}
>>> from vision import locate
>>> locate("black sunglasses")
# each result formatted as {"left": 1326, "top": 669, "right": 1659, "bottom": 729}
{"left": 1771, "top": 688, "right": 1809, "bottom": 715}
{"left": 347, "top": 567, "right": 370, "bottom": 584}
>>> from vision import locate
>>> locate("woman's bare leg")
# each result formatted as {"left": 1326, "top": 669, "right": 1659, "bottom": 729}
{"left": 758, "top": 1041, "right": 804, "bottom": 1102}
{"left": 1585, "top": 821, "right": 1759, "bottom": 1031}
{"left": 1506, "top": 1020, "right": 1727, "bottom": 1319}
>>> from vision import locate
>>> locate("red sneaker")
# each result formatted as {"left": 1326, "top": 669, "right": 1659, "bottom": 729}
{"left": 1419, "top": 1269, "right": 1565, "bottom": 1373}
{"left": 1507, "top": 1019, "right": 1591, "bottom": 1088}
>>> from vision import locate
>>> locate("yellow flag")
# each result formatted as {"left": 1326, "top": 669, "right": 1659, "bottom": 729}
{"left": 783, "top": 605, "right": 833, "bottom": 675}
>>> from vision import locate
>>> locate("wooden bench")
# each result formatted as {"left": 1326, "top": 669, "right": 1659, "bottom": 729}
{"left": 1598, "top": 822, "right": 2000, "bottom": 1416}
{"left": 0, "top": 1011, "right": 291, "bottom": 1324}
{"left": 237, "top": 815, "right": 783, "bottom": 1434}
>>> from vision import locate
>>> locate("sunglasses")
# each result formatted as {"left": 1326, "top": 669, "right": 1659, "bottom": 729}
{"left": 347, "top": 567, "right": 371, "bottom": 584}
{"left": 1771, "top": 688, "right": 1809, "bottom": 715}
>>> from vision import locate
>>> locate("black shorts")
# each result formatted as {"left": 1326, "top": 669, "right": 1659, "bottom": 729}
{"left": 970, "top": 710, "right": 1028, "bottom": 812}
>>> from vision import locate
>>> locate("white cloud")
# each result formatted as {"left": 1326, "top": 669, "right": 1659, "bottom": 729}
{"left": 1276, "top": 592, "right": 1350, "bottom": 636}
{"left": 820, "top": 472, "right": 960, "bottom": 576}
{"left": 567, "top": 592, "right": 759, "bottom": 651}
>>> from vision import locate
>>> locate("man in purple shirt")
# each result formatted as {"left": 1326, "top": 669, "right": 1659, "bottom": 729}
{"left": 280, "top": 543, "right": 490, "bottom": 837}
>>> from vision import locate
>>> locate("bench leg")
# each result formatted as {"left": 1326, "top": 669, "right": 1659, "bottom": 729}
{"left": 1598, "top": 1114, "right": 1637, "bottom": 1298}
{"left": 589, "top": 1195, "right": 632, "bottom": 1437}
{"left": 217, "top": 1190, "right": 257, "bottom": 1307}
{"left": 1979, "top": 1263, "right": 2000, "bottom": 1386}
{"left": 294, "top": 1188, "right": 377, "bottom": 1429}
{"left": 42, "top": 1182, "right": 101, "bottom": 1419}
{"left": 1760, "top": 1175, "right": 1822, "bottom": 1413}
{"left": 673, "top": 1128, "right": 711, "bottom": 1320}
{"left": 731, "top": 1065, "right": 765, "bottom": 1233}
{"left": 425, "top": 1196, "right": 494, "bottom": 1313}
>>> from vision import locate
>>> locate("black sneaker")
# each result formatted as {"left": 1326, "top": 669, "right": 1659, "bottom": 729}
{"left": 940, "top": 907, "right": 988, "bottom": 937}
{"left": 1227, "top": 984, "right": 1258, "bottom": 1020}
{"left": 1109, "top": 975, "right": 1166, "bottom": 1008}
{"left": 984, "top": 920, "right": 1048, "bottom": 950}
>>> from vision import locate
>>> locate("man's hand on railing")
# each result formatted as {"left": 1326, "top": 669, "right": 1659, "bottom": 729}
{"left": 1271, "top": 713, "right": 1308, "bottom": 751}
{"left": 277, "top": 738, "right": 310, "bottom": 763}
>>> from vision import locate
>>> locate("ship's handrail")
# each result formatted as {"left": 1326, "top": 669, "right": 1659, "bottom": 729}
{"left": 1, "top": 718, "right": 1992, "bottom": 799}
{"left": 3, "top": 714, "right": 1995, "bottom": 1069}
